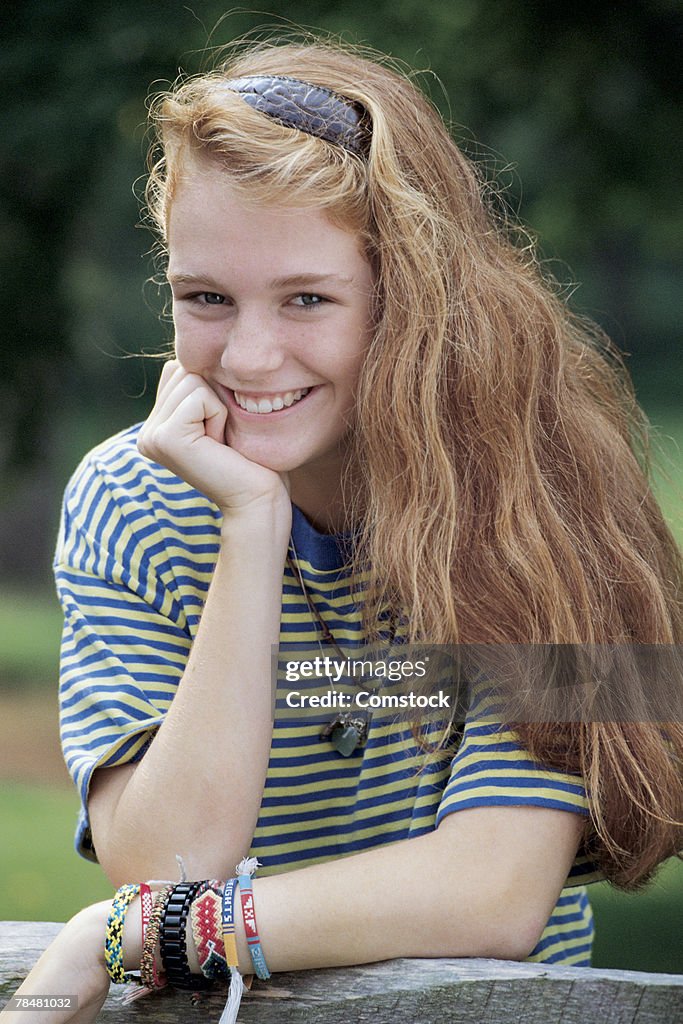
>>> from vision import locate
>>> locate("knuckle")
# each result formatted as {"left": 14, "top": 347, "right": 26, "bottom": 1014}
{"left": 137, "top": 423, "right": 169, "bottom": 461}
{"left": 136, "top": 430, "right": 151, "bottom": 458}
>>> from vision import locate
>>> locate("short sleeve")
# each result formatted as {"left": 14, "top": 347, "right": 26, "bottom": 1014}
{"left": 436, "top": 686, "right": 600, "bottom": 885}
{"left": 54, "top": 426, "right": 220, "bottom": 860}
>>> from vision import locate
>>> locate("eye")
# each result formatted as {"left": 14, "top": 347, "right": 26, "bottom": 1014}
{"left": 291, "top": 293, "right": 326, "bottom": 308}
{"left": 200, "top": 292, "right": 226, "bottom": 305}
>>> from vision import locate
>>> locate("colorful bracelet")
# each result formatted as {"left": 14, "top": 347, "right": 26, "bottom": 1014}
{"left": 159, "top": 881, "right": 213, "bottom": 990}
{"left": 221, "top": 877, "right": 241, "bottom": 970}
{"left": 140, "top": 885, "right": 173, "bottom": 989}
{"left": 191, "top": 883, "right": 227, "bottom": 980}
{"left": 238, "top": 871, "right": 271, "bottom": 980}
{"left": 139, "top": 884, "right": 153, "bottom": 948}
{"left": 104, "top": 883, "right": 140, "bottom": 984}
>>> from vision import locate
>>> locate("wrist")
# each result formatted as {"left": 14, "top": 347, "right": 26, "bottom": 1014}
{"left": 219, "top": 492, "right": 292, "bottom": 545}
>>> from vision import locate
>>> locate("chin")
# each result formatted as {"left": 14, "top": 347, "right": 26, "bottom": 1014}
{"left": 225, "top": 436, "right": 303, "bottom": 475}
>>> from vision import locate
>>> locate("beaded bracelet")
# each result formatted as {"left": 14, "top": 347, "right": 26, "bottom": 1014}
{"left": 238, "top": 870, "right": 271, "bottom": 980}
{"left": 140, "top": 884, "right": 173, "bottom": 989}
{"left": 159, "top": 881, "right": 213, "bottom": 990}
{"left": 104, "top": 883, "right": 140, "bottom": 984}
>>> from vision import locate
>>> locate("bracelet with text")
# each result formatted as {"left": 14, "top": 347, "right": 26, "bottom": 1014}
{"left": 238, "top": 869, "right": 271, "bottom": 980}
{"left": 221, "top": 877, "right": 241, "bottom": 970}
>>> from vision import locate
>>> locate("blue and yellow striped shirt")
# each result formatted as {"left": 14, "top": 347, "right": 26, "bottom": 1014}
{"left": 55, "top": 425, "right": 596, "bottom": 965}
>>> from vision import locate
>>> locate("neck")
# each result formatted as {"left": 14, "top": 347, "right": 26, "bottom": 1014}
{"left": 289, "top": 457, "right": 363, "bottom": 535}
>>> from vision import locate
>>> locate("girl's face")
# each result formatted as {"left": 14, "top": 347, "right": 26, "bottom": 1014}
{"left": 167, "top": 159, "right": 375, "bottom": 501}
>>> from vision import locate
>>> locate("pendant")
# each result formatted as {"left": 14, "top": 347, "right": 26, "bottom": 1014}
{"left": 320, "top": 713, "right": 369, "bottom": 757}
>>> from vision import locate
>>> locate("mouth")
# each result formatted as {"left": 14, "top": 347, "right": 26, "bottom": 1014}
{"left": 231, "top": 386, "right": 316, "bottom": 415}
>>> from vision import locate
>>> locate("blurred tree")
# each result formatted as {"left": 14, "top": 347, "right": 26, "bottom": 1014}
{"left": 1, "top": 0, "right": 680, "bottom": 576}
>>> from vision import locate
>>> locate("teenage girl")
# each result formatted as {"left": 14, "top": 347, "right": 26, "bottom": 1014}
{"left": 3, "top": 36, "right": 681, "bottom": 1024}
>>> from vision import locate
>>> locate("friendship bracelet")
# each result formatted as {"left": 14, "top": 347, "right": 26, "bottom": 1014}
{"left": 140, "top": 884, "right": 173, "bottom": 990}
{"left": 139, "top": 883, "right": 153, "bottom": 952}
{"left": 221, "top": 877, "right": 241, "bottom": 970}
{"left": 191, "top": 884, "right": 228, "bottom": 980}
{"left": 238, "top": 871, "right": 271, "bottom": 980}
{"left": 160, "top": 881, "right": 213, "bottom": 990}
{"left": 104, "top": 883, "right": 140, "bottom": 984}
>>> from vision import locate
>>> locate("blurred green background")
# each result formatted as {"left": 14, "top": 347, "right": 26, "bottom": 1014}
{"left": 1, "top": 0, "right": 681, "bottom": 974}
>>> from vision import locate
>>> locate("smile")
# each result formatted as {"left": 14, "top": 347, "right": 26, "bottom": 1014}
{"left": 233, "top": 387, "right": 312, "bottom": 414}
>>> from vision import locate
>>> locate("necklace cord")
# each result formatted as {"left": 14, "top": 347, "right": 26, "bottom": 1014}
{"left": 286, "top": 540, "right": 349, "bottom": 662}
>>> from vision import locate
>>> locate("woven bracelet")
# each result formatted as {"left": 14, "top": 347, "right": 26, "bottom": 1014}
{"left": 221, "top": 877, "right": 241, "bottom": 970}
{"left": 238, "top": 872, "right": 271, "bottom": 980}
{"left": 191, "top": 884, "right": 228, "bottom": 980}
{"left": 139, "top": 883, "right": 153, "bottom": 951}
{"left": 104, "top": 883, "right": 140, "bottom": 984}
{"left": 140, "top": 884, "right": 173, "bottom": 989}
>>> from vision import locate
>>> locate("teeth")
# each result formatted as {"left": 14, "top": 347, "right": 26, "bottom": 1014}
{"left": 234, "top": 388, "right": 310, "bottom": 414}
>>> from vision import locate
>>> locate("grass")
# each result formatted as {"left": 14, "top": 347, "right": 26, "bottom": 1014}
{"left": 0, "top": 783, "right": 112, "bottom": 921}
{"left": 0, "top": 588, "right": 62, "bottom": 686}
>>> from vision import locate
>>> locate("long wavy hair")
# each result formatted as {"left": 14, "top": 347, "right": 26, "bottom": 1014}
{"left": 145, "top": 36, "right": 683, "bottom": 888}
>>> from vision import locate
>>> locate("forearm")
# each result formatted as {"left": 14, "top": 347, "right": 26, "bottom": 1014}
{"left": 90, "top": 501, "right": 290, "bottom": 884}
{"left": 0, "top": 808, "right": 577, "bottom": 1024}
{"left": 242, "top": 815, "right": 552, "bottom": 971}
{"left": 147, "top": 807, "right": 571, "bottom": 975}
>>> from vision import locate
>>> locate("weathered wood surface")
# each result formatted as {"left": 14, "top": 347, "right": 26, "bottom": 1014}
{"left": 1, "top": 921, "right": 682, "bottom": 1023}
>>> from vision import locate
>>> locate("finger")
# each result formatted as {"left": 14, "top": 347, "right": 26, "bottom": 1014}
{"left": 158, "top": 358, "right": 180, "bottom": 389}
{"left": 150, "top": 369, "right": 215, "bottom": 427}
{"left": 173, "top": 382, "right": 228, "bottom": 445}
{"left": 173, "top": 386, "right": 227, "bottom": 440}
{"left": 140, "top": 381, "right": 227, "bottom": 463}
{"left": 151, "top": 359, "right": 188, "bottom": 409}
{"left": 149, "top": 358, "right": 182, "bottom": 405}
{"left": 203, "top": 398, "right": 228, "bottom": 444}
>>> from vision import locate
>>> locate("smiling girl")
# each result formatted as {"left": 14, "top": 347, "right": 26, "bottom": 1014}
{"left": 161, "top": 166, "right": 374, "bottom": 524}
{"left": 2, "top": 34, "right": 681, "bottom": 1024}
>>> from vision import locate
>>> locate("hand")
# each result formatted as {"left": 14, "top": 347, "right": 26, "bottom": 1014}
{"left": 0, "top": 903, "right": 111, "bottom": 1024}
{"left": 138, "top": 360, "right": 290, "bottom": 517}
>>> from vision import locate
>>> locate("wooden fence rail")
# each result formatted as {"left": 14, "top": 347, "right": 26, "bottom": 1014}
{"left": 1, "top": 921, "right": 682, "bottom": 1023}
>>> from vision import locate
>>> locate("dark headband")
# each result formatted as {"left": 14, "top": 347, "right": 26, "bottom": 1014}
{"left": 223, "top": 75, "right": 371, "bottom": 157}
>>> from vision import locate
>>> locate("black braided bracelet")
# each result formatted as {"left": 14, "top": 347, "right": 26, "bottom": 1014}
{"left": 159, "top": 881, "right": 214, "bottom": 990}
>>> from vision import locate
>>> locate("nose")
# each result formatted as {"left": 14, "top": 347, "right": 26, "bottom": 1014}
{"left": 220, "top": 310, "right": 285, "bottom": 385}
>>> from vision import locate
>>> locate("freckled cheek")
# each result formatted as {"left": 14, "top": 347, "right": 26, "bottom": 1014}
{"left": 173, "top": 323, "right": 218, "bottom": 374}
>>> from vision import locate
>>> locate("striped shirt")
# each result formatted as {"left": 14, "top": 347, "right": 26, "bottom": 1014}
{"left": 55, "top": 424, "right": 597, "bottom": 965}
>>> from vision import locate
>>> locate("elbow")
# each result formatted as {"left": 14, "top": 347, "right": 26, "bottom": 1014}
{"left": 91, "top": 819, "right": 237, "bottom": 889}
{"left": 472, "top": 899, "right": 548, "bottom": 962}
{"left": 434, "top": 896, "right": 546, "bottom": 963}
{"left": 481, "top": 918, "right": 544, "bottom": 962}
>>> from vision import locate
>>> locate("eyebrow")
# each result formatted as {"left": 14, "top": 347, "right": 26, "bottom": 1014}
{"left": 167, "top": 272, "right": 355, "bottom": 289}
{"left": 268, "top": 273, "right": 355, "bottom": 289}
